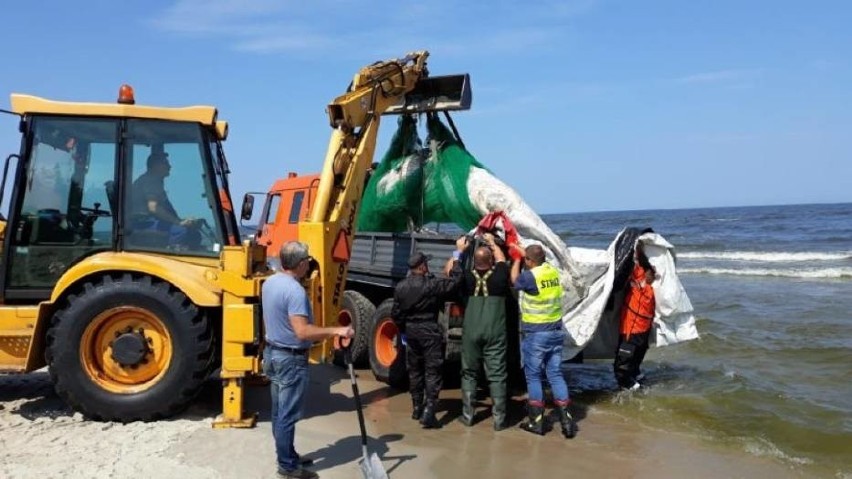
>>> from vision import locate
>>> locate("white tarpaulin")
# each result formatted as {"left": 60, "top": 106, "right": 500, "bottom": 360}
{"left": 561, "top": 231, "right": 699, "bottom": 358}
{"left": 464, "top": 166, "right": 698, "bottom": 357}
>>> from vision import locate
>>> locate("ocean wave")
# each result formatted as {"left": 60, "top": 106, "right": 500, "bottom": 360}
{"left": 742, "top": 437, "right": 814, "bottom": 466}
{"left": 679, "top": 251, "right": 852, "bottom": 262}
{"left": 678, "top": 267, "right": 852, "bottom": 279}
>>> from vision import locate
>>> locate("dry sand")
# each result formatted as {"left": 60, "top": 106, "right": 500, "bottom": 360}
{"left": 1, "top": 365, "right": 809, "bottom": 479}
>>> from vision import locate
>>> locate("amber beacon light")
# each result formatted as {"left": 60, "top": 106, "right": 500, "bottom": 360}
{"left": 117, "top": 84, "right": 136, "bottom": 104}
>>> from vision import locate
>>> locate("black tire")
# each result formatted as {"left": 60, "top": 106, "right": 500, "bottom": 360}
{"left": 369, "top": 299, "right": 408, "bottom": 390}
{"left": 333, "top": 290, "right": 375, "bottom": 368}
{"left": 45, "top": 274, "right": 214, "bottom": 422}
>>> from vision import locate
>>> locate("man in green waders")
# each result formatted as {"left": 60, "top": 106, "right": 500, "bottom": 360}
{"left": 456, "top": 233, "right": 511, "bottom": 431}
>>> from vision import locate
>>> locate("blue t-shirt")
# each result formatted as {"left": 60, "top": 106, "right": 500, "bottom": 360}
{"left": 513, "top": 270, "right": 539, "bottom": 295}
{"left": 261, "top": 272, "right": 313, "bottom": 349}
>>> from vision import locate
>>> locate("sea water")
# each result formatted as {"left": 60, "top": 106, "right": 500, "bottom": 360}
{"left": 547, "top": 202, "right": 851, "bottom": 477}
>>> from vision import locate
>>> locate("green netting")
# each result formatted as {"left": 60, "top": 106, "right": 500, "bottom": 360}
{"left": 357, "top": 116, "right": 424, "bottom": 231}
{"left": 357, "top": 114, "right": 486, "bottom": 232}
{"left": 420, "top": 115, "right": 486, "bottom": 230}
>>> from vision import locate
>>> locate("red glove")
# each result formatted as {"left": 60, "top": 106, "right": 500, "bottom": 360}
{"left": 508, "top": 241, "right": 524, "bottom": 262}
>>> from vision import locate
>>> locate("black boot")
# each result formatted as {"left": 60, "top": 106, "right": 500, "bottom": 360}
{"left": 519, "top": 403, "right": 545, "bottom": 436}
{"left": 490, "top": 384, "right": 507, "bottom": 431}
{"left": 458, "top": 389, "right": 475, "bottom": 426}
{"left": 491, "top": 396, "right": 508, "bottom": 431}
{"left": 556, "top": 404, "right": 577, "bottom": 439}
{"left": 411, "top": 396, "right": 424, "bottom": 421}
{"left": 419, "top": 401, "right": 441, "bottom": 429}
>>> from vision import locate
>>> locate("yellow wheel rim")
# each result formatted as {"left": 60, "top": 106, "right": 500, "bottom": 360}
{"left": 80, "top": 306, "right": 173, "bottom": 394}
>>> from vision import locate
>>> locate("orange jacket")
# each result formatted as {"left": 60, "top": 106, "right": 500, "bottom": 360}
{"left": 620, "top": 265, "right": 656, "bottom": 338}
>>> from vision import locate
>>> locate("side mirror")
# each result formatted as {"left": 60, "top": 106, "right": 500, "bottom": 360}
{"left": 241, "top": 194, "right": 255, "bottom": 221}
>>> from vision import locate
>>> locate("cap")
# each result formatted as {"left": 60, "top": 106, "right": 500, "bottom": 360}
{"left": 147, "top": 151, "right": 170, "bottom": 167}
{"left": 408, "top": 251, "right": 431, "bottom": 269}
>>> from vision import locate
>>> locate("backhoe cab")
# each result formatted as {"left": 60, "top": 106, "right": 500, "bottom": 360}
{"left": 0, "top": 50, "right": 470, "bottom": 428}
{"left": 0, "top": 86, "right": 242, "bottom": 425}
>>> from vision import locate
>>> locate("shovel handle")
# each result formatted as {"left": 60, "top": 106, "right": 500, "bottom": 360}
{"left": 347, "top": 360, "right": 369, "bottom": 449}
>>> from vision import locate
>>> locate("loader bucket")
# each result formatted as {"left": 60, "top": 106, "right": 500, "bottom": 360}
{"left": 385, "top": 74, "right": 472, "bottom": 114}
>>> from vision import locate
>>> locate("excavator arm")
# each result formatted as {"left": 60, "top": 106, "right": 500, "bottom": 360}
{"left": 214, "top": 50, "right": 468, "bottom": 428}
{"left": 299, "top": 50, "right": 471, "bottom": 360}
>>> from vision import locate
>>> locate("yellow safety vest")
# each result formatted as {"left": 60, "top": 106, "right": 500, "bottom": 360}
{"left": 520, "top": 263, "right": 563, "bottom": 324}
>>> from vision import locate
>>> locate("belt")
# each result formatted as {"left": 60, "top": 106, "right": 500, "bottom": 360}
{"left": 267, "top": 344, "right": 309, "bottom": 355}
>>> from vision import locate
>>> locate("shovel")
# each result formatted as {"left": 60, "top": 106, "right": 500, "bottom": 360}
{"left": 343, "top": 343, "right": 389, "bottom": 479}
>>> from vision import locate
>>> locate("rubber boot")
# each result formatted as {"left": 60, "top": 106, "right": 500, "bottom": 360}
{"left": 420, "top": 401, "right": 441, "bottom": 429}
{"left": 519, "top": 403, "right": 545, "bottom": 436}
{"left": 491, "top": 396, "right": 508, "bottom": 431}
{"left": 556, "top": 404, "right": 577, "bottom": 439}
{"left": 458, "top": 389, "right": 475, "bottom": 426}
{"left": 490, "top": 384, "right": 507, "bottom": 431}
{"left": 411, "top": 395, "right": 424, "bottom": 421}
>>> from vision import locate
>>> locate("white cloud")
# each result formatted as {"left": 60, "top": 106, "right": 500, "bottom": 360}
{"left": 149, "top": 0, "right": 601, "bottom": 56}
{"left": 151, "top": 0, "right": 287, "bottom": 35}
{"left": 673, "top": 69, "right": 763, "bottom": 85}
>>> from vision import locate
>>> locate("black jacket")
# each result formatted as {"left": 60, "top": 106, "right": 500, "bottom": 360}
{"left": 391, "top": 271, "right": 461, "bottom": 335}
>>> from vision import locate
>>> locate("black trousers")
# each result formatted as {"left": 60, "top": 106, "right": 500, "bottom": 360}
{"left": 406, "top": 326, "right": 446, "bottom": 405}
{"left": 613, "top": 331, "right": 650, "bottom": 389}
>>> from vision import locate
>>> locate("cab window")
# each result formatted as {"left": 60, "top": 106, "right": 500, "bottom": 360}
{"left": 5, "top": 117, "right": 117, "bottom": 290}
{"left": 288, "top": 191, "right": 305, "bottom": 224}
{"left": 264, "top": 194, "right": 281, "bottom": 225}
{"left": 123, "top": 120, "right": 224, "bottom": 256}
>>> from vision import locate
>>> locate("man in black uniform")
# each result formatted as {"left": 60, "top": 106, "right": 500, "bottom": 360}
{"left": 391, "top": 237, "right": 466, "bottom": 428}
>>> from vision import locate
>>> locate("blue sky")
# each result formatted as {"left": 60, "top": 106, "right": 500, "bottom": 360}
{"left": 1, "top": 0, "right": 850, "bottom": 214}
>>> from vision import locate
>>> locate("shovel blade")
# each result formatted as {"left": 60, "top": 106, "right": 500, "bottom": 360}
{"left": 359, "top": 452, "right": 389, "bottom": 479}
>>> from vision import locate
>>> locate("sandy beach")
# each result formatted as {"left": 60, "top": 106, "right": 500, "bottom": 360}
{"left": 0, "top": 365, "right": 808, "bottom": 479}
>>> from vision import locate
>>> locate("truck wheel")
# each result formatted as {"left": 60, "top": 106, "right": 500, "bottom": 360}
{"left": 333, "top": 290, "right": 375, "bottom": 368}
{"left": 45, "top": 274, "right": 213, "bottom": 422}
{"left": 368, "top": 299, "right": 408, "bottom": 390}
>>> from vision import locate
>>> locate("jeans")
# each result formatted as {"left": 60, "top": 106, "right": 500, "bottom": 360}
{"left": 522, "top": 329, "right": 569, "bottom": 404}
{"left": 264, "top": 346, "right": 309, "bottom": 472}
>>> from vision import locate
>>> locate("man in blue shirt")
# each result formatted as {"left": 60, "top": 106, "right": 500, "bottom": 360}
{"left": 262, "top": 241, "right": 354, "bottom": 479}
{"left": 130, "top": 152, "right": 201, "bottom": 249}
{"left": 510, "top": 243, "right": 576, "bottom": 439}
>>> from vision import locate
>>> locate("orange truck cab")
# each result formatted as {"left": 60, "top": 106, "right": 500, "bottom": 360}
{"left": 255, "top": 172, "right": 320, "bottom": 262}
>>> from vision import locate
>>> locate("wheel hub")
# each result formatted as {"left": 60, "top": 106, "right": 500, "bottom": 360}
{"left": 110, "top": 329, "right": 150, "bottom": 367}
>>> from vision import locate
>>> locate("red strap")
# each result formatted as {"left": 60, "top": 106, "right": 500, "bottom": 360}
{"left": 476, "top": 211, "right": 523, "bottom": 260}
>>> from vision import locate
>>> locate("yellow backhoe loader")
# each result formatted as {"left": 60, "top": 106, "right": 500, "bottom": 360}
{"left": 0, "top": 51, "right": 471, "bottom": 427}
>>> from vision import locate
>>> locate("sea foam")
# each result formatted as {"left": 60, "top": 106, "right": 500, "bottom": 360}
{"left": 678, "top": 267, "right": 852, "bottom": 279}
{"left": 679, "top": 251, "right": 851, "bottom": 262}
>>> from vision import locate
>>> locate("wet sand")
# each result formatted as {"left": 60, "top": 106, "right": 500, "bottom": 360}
{"left": 1, "top": 366, "right": 806, "bottom": 478}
